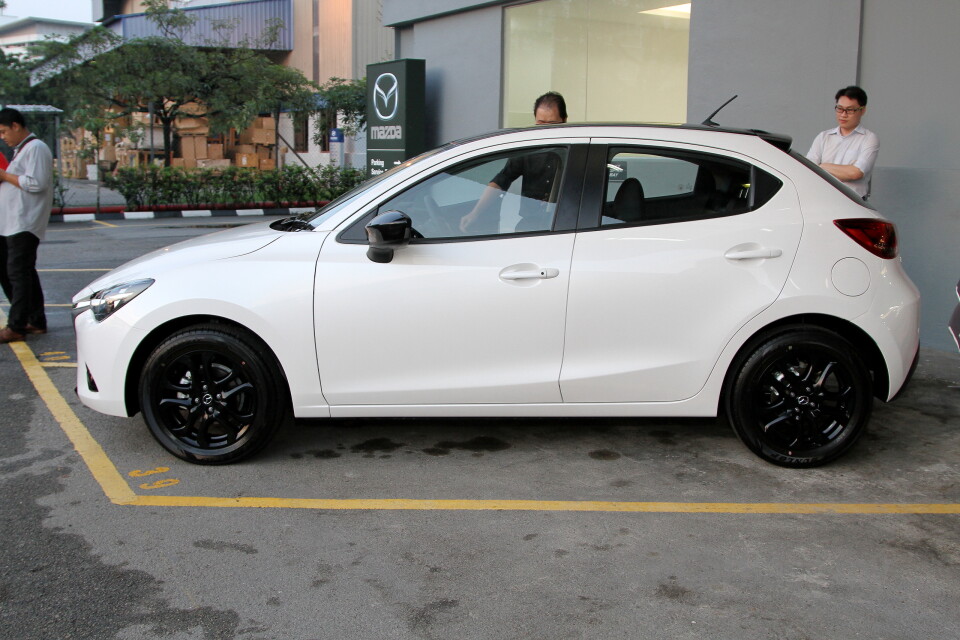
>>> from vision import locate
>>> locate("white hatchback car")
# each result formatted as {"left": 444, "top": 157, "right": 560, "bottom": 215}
{"left": 73, "top": 124, "right": 920, "bottom": 467}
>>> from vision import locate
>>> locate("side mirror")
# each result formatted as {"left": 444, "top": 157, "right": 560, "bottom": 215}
{"left": 365, "top": 210, "right": 414, "bottom": 263}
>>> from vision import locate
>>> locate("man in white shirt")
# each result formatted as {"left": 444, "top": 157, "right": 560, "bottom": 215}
{"left": 807, "top": 85, "right": 878, "bottom": 199}
{"left": 0, "top": 108, "right": 53, "bottom": 343}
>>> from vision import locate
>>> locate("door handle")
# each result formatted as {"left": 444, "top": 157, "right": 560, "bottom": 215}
{"left": 500, "top": 267, "right": 560, "bottom": 280}
{"left": 724, "top": 247, "right": 783, "bottom": 260}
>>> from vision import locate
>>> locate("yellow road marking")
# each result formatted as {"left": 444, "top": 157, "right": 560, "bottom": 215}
{"left": 41, "top": 362, "right": 78, "bottom": 368}
{"left": 8, "top": 339, "right": 137, "bottom": 505}
{"left": 127, "top": 496, "right": 960, "bottom": 514}
{"left": 4, "top": 305, "right": 959, "bottom": 514}
{"left": 92, "top": 220, "right": 118, "bottom": 228}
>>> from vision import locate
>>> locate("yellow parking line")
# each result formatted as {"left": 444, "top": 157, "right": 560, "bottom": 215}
{"left": 128, "top": 496, "right": 960, "bottom": 513}
{"left": 9, "top": 339, "right": 137, "bottom": 505}
{"left": 4, "top": 309, "right": 959, "bottom": 514}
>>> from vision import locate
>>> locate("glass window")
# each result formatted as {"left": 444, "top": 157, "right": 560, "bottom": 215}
{"left": 503, "top": 0, "right": 690, "bottom": 127}
{"left": 372, "top": 147, "right": 569, "bottom": 239}
{"left": 601, "top": 148, "right": 783, "bottom": 226}
{"left": 293, "top": 113, "right": 309, "bottom": 153}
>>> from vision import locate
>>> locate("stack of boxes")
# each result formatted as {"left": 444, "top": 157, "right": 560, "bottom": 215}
{"left": 59, "top": 109, "right": 281, "bottom": 176}
{"left": 228, "top": 116, "right": 276, "bottom": 170}
{"left": 173, "top": 114, "right": 276, "bottom": 170}
{"left": 58, "top": 132, "right": 81, "bottom": 178}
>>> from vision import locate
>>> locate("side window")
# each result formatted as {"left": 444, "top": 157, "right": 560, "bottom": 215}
{"left": 374, "top": 147, "right": 569, "bottom": 239}
{"left": 601, "top": 148, "right": 782, "bottom": 226}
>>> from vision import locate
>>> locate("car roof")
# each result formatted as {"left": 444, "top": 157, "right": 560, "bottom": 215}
{"left": 447, "top": 123, "right": 793, "bottom": 153}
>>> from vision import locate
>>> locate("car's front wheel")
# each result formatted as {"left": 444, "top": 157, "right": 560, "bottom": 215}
{"left": 139, "top": 325, "right": 289, "bottom": 464}
{"left": 726, "top": 327, "right": 873, "bottom": 467}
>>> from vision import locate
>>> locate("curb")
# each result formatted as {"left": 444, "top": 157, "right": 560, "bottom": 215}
{"left": 49, "top": 206, "right": 321, "bottom": 224}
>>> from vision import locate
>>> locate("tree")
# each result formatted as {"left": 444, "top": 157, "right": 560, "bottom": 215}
{"left": 314, "top": 76, "right": 367, "bottom": 145}
{"left": 34, "top": 0, "right": 321, "bottom": 165}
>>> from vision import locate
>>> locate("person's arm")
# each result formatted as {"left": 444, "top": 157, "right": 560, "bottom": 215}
{"left": 460, "top": 182, "right": 505, "bottom": 233}
{"left": 819, "top": 163, "right": 864, "bottom": 182}
{"left": 0, "top": 144, "right": 52, "bottom": 192}
{"left": 0, "top": 167, "right": 21, "bottom": 188}
{"left": 460, "top": 158, "right": 521, "bottom": 233}
{"left": 821, "top": 132, "right": 878, "bottom": 183}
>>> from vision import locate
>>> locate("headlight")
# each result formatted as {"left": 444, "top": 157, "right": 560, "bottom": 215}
{"left": 73, "top": 279, "right": 154, "bottom": 322}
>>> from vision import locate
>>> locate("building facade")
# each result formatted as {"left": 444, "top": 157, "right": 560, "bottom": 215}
{"left": 94, "top": 0, "right": 393, "bottom": 167}
{"left": 383, "top": 0, "right": 960, "bottom": 353}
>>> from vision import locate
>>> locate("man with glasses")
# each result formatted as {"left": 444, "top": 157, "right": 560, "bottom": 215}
{"left": 807, "top": 86, "right": 878, "bottom": 199}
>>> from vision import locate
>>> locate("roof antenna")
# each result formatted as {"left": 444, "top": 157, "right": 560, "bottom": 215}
{"left": 701, "top": 95, "right": 738, "bottom": 127}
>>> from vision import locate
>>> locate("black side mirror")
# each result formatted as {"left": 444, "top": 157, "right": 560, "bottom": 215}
{"left": 365, "top": 210, "right": 414, "bottom": 263}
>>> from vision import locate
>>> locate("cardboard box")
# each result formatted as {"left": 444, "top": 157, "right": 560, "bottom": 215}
{"left": 234, "top": 153, "right": 258, "bottom": 168}
{"left": 234, "top": 144, "right": 256, "bottom": 155}
{"left": 257, "top": 145, "right": 272, "bottom": 160}
{"left": 255, "top": 116, "right": 276, "bottom": 130}
{"left": 179, "top": 136, "right": 208, "bottom": 160}
{"left": 207, "top": 143, "right": 224, "bottom": 160}
{"left": 259, "top": 158, "right": 276, "bottom": 171}
{"left": 177, "top": 117, "right": 207, "bottom": 129}
{"left": 239, "top": 127, "right": 275, "bottom": 145}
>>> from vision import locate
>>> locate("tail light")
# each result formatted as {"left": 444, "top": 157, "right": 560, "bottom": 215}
{"left": 834, "top": 219, "right": 898, "bottom": 259}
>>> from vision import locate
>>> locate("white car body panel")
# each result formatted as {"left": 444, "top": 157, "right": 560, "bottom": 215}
{"left": 75, "top": 229, "right": 332, "bottom": 417}
{"left": 315, "top": 233, "right": 574, "bottom": 405}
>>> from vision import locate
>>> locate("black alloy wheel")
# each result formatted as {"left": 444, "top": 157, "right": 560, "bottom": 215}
{"left": 726, "top": 327, "right": 873, "bottom": 467}
{"left": 139, "top": 325, "right": 288, "bottom": 464}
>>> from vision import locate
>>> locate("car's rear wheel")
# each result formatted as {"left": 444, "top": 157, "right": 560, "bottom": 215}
{"left": 726, "top": 327, "right": 873, "bottom": 467}
{"left": 139, "top": 325, "right": 288, "bottom": 464}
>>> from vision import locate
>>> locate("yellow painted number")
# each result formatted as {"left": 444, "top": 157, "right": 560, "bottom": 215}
{"left": 128, "top": 467, "right": 170, "bottom": 477}
{"left": 139, "top": 478, "right": 180, "bottom": 490}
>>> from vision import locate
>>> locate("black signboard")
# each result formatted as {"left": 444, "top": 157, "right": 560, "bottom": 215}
{"left": 366, "top": 59, "right": 426, "bottom": 177}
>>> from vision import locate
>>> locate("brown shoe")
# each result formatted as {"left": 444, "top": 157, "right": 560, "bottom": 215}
{"left": 25, "top": 324, "right": 47, "bottom": 335}
{"left": 0, "top": 326, "right": 25, "bottom": 343}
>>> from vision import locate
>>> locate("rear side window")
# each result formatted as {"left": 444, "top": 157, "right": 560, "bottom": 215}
{"left": 601, "top": 147, "right": 782, "bottom": 226}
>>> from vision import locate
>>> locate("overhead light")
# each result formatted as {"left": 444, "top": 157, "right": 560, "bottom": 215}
{"left": 640, "top": 3, "right": 692, "bottom": 19}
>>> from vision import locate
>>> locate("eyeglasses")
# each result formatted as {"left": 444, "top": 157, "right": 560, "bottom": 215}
{"left": 835, "top": 105, "right": 864, "bottom": 114}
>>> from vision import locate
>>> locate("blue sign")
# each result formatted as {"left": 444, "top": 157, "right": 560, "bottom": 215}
{"left": 329, "top": 128, "right": 344, "bottom": 144}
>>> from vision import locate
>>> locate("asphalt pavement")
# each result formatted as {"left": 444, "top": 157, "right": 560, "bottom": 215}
{"left": 1, "top": 217, "right": 959, "bottom": 640}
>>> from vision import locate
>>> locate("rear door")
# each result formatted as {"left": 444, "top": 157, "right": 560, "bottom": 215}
{"left": 560, "top": 141, "right": 802, "bottom": 402}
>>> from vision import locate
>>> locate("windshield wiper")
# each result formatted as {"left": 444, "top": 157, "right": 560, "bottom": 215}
{"left": 272, "top": 215, "right": 315, "bottom": 232}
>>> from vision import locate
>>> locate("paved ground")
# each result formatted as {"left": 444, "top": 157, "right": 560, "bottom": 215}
{"left": 1, "top": 217, "right": 959, "bottom": 639}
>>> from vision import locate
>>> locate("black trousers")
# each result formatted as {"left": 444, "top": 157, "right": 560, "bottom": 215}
{"left": 0, "top": 232, "right": 46, "bottom": 332}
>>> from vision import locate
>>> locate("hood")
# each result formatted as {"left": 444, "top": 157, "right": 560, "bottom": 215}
{"left": 73, "top": 221, "right": 284, "bottom": 301}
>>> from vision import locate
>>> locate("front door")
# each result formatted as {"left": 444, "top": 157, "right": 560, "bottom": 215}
{"left": 315, "top": 144, "right": 584, "bottom": 407}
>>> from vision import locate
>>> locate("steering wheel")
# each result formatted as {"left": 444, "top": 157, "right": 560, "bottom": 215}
{"left": 420, "top": 195, "right": 456, "bottom": 237}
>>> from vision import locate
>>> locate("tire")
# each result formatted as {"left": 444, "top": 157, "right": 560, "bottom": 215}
{"left": 139, "top": 325, "right": 289, "bottom": 464}
{"left": 725, "top": 327, "right": 873, "bottom": 468}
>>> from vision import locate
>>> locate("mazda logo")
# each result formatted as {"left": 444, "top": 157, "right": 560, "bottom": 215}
{"left": 374, "top": 73, "right": 399, "bottom": 121}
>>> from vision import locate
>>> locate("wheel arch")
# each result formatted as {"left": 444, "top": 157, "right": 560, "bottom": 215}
{"left": 123, "top": 315, "right": 292, "bottom": 417}
{"left": 721, "top": 313, "right": 889, "bottom": 412}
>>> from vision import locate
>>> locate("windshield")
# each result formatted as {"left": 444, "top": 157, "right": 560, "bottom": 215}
{"left": 305, "top": 146, "right": 451, "bottom": 226}
{"left": 790, "top": 150, "right": 876, "bottom": 210}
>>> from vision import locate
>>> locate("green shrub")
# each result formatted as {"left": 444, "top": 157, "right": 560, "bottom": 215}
{"left": 103, "top": 164, "right": 368, "bottom": 209}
